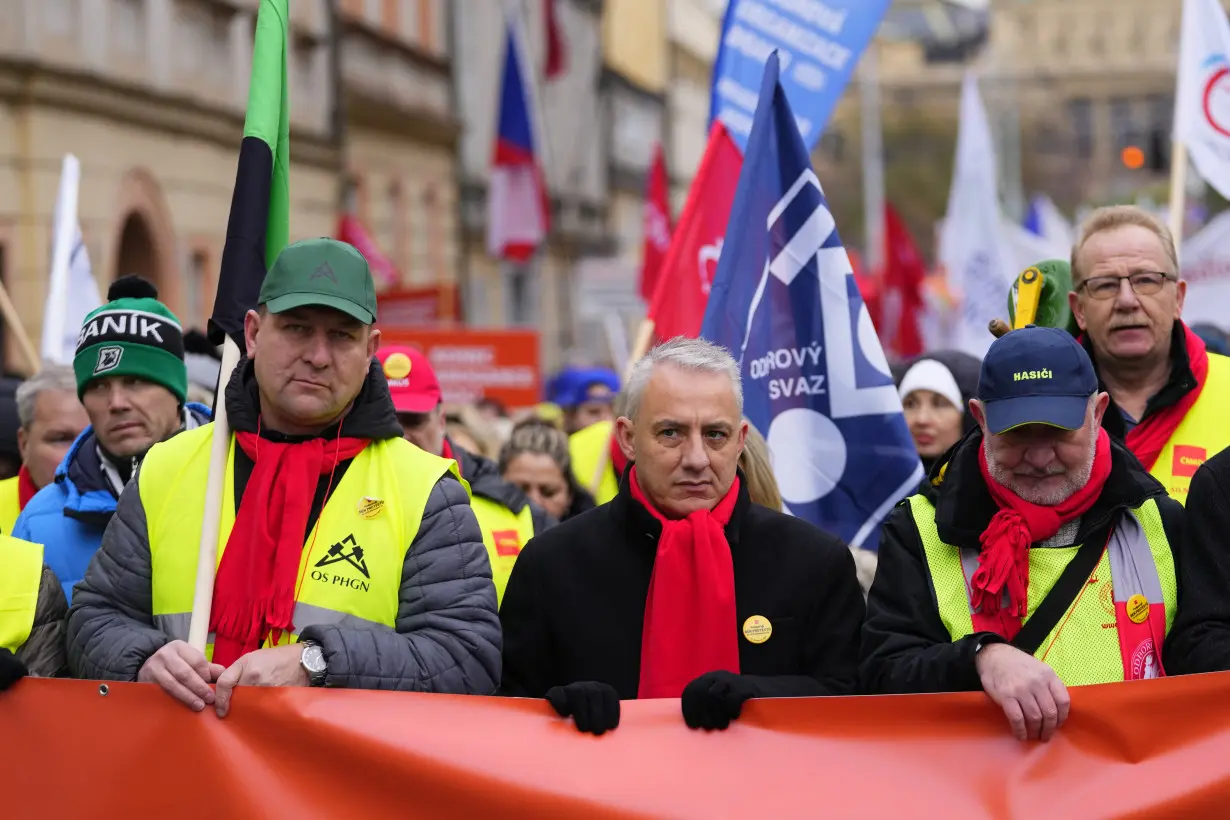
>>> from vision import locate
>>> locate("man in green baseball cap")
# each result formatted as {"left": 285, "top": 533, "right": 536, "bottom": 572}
{"left": 69, "top": 237, "right": 500, "bottom": 716}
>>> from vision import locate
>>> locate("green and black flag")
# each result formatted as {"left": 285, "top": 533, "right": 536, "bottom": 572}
{"left": 209, "top": 0, "right": 290, "bottom": 348}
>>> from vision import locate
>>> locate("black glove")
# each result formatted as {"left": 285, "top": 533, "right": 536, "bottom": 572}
{"left": 546, "top": 681, "right": 620, "bottom": 735}
{"left": 681, "top": 671, "right": 758, "bottom": 730}
{"left": 0, "top": 648, "right": 28, "bottom": 691}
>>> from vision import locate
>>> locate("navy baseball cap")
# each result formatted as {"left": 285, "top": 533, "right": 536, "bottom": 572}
{"left": 977, "top": 326, "right": 1098, "bottom": 435}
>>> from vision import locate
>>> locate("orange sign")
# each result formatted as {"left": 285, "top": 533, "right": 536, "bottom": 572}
{"left": 378, "top": 285, "right": 460, "bottom": 326}
{"left": 380, "top": 328, "right": 540, "bottom": 408}
{"left": 6, "top": 674, "right": 1230, "bottom": 817}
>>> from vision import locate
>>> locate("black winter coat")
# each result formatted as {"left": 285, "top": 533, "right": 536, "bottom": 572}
{"left": 860, "top": 427, "right": 1188, "bottom": 694}
{"left": 499, "top": 469, "right": 864, "bottom": 700}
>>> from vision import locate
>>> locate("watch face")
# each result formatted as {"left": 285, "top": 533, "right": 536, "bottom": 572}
{"left": 302, "top": 644, "right": 326, "bottom": 673}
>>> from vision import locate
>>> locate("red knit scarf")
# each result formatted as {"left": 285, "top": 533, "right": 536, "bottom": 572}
{"left": 16, "top": 466, "right": 37, "bottom": 509}
{"left": 1124, "top": 324, "right": 1209, "bottom": 471}
{"left": 971, "top": 429, "right": 1112, "bottom": 641}
{"left": 631, "top": 466, "right": 741, "bottom": 699}
{"left": 209, "top": 429, "right": 370, "bottom": 666}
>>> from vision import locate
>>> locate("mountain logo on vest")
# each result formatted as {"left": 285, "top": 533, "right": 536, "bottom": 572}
{"left": 311, "top": 534, "right": 371, "bottom": 593}
{"left": 94, "top": 346, "right": 124, "bottom": 375}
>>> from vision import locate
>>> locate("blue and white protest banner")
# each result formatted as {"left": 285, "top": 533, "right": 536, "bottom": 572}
{"left": 701, "top": 52, "right": 922, "bottom": 551}
{"left": 709, "top": 0, "right": 891, "bottom": 154}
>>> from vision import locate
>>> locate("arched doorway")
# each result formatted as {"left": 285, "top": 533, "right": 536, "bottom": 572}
{"left": 107, "top": 168, "right": 181, "bottom": 313}
{"left": 116, "top": 213, "right": 157, "bottom": 285}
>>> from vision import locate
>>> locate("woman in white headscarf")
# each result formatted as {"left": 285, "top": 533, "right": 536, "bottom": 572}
{"left": 894, "top": 350, "right": 980, "bottom": 474}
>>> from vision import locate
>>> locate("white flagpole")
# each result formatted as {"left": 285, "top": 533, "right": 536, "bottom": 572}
{"left": 1168, "top": 141, "right": 1189, "bottom": 264}
{"left": 43, "top": 154, "right": 80, "bottom": 364}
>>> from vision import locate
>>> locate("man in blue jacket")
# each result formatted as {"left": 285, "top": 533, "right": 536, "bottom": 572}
{"left": 14, "top": 277, "right": 211, "bottom": 601}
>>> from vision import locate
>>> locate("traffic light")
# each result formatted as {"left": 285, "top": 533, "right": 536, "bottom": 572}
{"left": 1121, "top": 129, "right": 1170, "bottom": 173}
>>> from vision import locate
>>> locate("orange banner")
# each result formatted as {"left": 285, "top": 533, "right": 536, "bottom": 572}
{"left": 3, "top": 674, "right": 1230, "bottom": 818}
{"left": 379, "top": 328, "right": 540, "bottom": 408}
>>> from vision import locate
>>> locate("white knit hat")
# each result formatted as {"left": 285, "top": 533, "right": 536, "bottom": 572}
{"left": 898, "top": 358, "right": 963, "bottom": 411}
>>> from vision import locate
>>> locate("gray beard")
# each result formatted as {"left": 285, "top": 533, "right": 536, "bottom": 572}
{"left": 986, "top": 432, "right": 1097, "bottom": 506}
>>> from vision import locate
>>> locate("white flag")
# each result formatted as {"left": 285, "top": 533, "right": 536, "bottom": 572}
{"left": 1179, "top": 209, "right": 1230, "bottom": 325}
{"left": 42, "top": 154, "right": 101, "bottom": 365}
{"left": 1175, "top": 0, "right": 1230, "bottom": 200}
{"left": 939, "top": 73, "right": 1011, "bottom": 358}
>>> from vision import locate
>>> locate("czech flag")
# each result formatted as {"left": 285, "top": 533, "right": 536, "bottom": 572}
{"left": 486, "top": 17, "right": 549, "bottom": 263}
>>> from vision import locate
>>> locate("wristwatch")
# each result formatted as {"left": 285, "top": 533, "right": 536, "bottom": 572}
{"left": 300, "top": 640, "right": 328, "bottom": 687}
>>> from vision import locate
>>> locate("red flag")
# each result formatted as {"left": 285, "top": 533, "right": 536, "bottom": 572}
{"left": 648, "top": 122, "right": 742, "bottom": 340}
{"left": 544, "top": 0, "right": 566, "bottom": 79}
{"left": 879, "top": 204, "right": 926, "bottom": 358}
{"left": 639, "top": 144, "right": 673, "bottom": 302}
{"left": 336, "top": 213, "right": 399, "bottom": 287}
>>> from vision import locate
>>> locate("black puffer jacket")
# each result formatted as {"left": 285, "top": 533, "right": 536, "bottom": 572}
{"left": 860, "top": 427, "right": 1187, "bottom": 694}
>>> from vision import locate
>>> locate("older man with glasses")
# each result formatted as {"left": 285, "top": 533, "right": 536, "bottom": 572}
{"left": 1068, "top": 205, "right": 1230, "bottom": 504}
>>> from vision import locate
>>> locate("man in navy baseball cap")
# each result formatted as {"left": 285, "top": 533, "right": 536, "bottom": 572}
{"left": 976, "top": 325, "right": 1099, "bottom": 435}
{"left": 862, "top": 324, "right": 1192, "bottom": 744}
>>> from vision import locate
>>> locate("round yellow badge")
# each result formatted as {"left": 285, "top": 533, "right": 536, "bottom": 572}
{"left": 1126, "top": 593, "right": 1150, "bottom": 624}
{"left": 383, "top": 352, "right": 412, "bottom": 380}
{"left": 356, "top": 497, "right": 385, "bottom": 520}
{"left": 742, "top": 615, "right": 772, "bottom": 644}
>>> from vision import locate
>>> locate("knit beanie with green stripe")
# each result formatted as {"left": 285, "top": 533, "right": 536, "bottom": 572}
{"left": 73, "top": 276, "right": 187, "bottom": 403}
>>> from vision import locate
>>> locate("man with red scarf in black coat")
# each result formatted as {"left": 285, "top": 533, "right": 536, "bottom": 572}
{"left": 499, "top": 337, "right": 863, "bottom": 734}
{"left": 1068, "top": 205, "right": 1230, "bottom": 503}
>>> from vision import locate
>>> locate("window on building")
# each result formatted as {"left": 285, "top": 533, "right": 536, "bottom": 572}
{"left": 1109, "top": 96, "right": 1136, "bottom": 152}
{"left": 1068, "top": 97, "right": 1094, "bottom": 159}
{"left": 187, "top": 249, "right": 208, "bottom": 329}
{"left": 505, "top": 265, "right": 537, "bottom": 327}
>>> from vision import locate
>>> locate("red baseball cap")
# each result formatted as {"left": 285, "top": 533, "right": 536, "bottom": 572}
{"left": 377, "top": 345, "right": 441, "bottom": 414}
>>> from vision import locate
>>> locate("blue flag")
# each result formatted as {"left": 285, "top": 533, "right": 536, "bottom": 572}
{"left": 709, "top": 0, "right": 891, "bottom": 154}
{"left": 700, "top": 53, "right": 922, "bottom": 551}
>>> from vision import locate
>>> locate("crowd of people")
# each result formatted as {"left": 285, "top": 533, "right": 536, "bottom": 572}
{"left": 1, "top": 204, "right": 1230, "bottom": 744}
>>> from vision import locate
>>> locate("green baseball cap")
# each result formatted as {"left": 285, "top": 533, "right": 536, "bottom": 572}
{"left": 259, "top": 237, "right": 378, "bottom": 324}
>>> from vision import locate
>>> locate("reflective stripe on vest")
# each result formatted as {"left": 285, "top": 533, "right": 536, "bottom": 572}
{"left": 1149, "top": 352, "right": 1230, "bottom": 505}
{"left": 569, "top": 421, "right": 619, "bottom": 505}
{"left": 471, "top": 496, "right": 535, "bottom": 608}
{"left": 139, "top": 424, "right": 459, "bottom": 659}
{"left": 0, "top": 535, "right": 42, "bottom": 653}
{"left": 909, "top": 494, "right": 1177, "bottom": 686}
{"left": 0, "top": 476, "right": 21, "bottom": 536}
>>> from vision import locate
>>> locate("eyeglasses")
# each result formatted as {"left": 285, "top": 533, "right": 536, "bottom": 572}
{"left": 1078, "top": 271, "right": 1176, "bottom": 300}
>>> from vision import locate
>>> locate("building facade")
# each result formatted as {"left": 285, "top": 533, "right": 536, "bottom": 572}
{"left": 819, "top": 0, "right": 1200, "bottom": 260}
{"left": 0, "top": 0, "right": 339, "bottom": 372}
{"left": 337, "top": 0, "right": 461, "bottom": 312}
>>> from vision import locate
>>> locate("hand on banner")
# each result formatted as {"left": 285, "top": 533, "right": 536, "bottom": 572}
{"left": 0, "top": 648, "right": 28, "bottom": 691}
{"left": 214, "top": 644, "right": 310, "bottom": 718}
{"left": 976, "top": 643, "right": 1070, "bottom": 742}
{"left": 546, "top": 681, "right": 621, "bottom": 735}
{"left": 681, "top": 671, "right": 757, "bottom": 731}
{"left": 137, "top": 640, "right": 225, "bottom": 712}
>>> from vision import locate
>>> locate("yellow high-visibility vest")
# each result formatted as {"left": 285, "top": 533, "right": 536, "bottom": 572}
{"left": 910, "top": 494, "right": 1176, "bottom": 686}
{"left": 1147, "top": 353, "right": 1230, "bottom": 505}
{"left": 0, "top": 534, "right": 42, "bottom": 654}
{"left": 471, "top": 496, "right": 535, "bottom": 608}
{"left": 139, "top": 424, "right": 460, "bottom": 657}
{"left": 0, "top": 476, "right": 20, "bottom": 535}
{"left": 569, "top": 421, "right": 619, "bottom": 505}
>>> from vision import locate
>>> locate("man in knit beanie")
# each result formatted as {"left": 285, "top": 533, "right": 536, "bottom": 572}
{"left": 13, "top": 276, "right": 211, "bottom": 602}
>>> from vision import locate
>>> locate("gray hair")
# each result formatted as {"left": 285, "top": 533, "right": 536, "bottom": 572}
{"left": 622, "top": 337, "right": 743, "bottom": 422}
{"left": 16, "top": 364, "right": 79, "bottom": 428}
